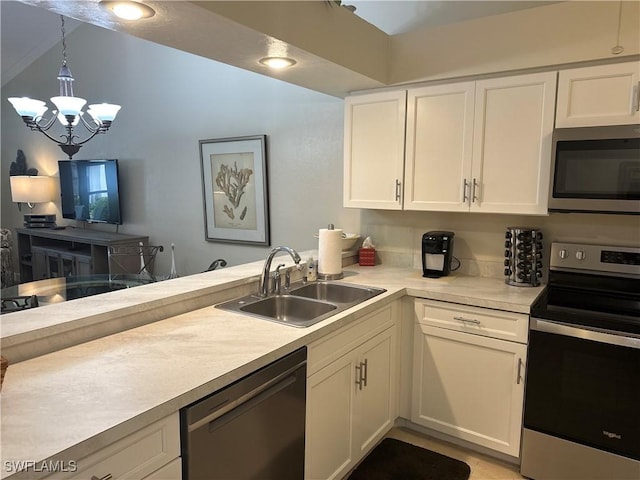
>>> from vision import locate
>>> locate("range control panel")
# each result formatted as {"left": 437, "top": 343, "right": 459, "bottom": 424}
{"left": 550, "top": 242, "right": 640, "bottom": 276}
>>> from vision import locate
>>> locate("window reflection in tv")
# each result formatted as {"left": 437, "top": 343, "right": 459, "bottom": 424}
{"left": 58, "top": 159, "right": 122, "bottom": 225}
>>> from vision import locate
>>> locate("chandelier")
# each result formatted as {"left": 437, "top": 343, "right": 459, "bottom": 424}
{"left": 8, "top": 15, "right": 121, "bottom": 159}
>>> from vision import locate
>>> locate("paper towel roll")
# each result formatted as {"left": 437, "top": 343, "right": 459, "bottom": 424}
{"left": 318, "top": 228, "right": 343, "bottom": 276}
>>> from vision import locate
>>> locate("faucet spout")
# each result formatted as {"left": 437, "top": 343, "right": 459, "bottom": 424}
{"left": 259, "top": 246, "right": 302, "bottom": 297}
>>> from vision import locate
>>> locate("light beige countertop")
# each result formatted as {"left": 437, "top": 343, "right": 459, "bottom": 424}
{"left": 0, "top": 261, "right": 544, "bottom": 480}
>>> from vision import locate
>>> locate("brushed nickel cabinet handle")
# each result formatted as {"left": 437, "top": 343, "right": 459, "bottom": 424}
{"left": 517, "top": 358, "right": 524, "bottom": 385}
{"left": 355, "top": 363, "right": 364, "bottom": 390}
{"left": 362, "top": 359, "right": 368, "bottom": 388}
{"left": 395, "top": 179, "right": 402, "bottom": 202}
{"left": 472, "top": 178, "right": 479, "bottom": 203}
{"left": 636, "top": 82, "right": 640, "bottom": 112}
{"left": 454, "top": 315, "right": 481, "bottom": 325}
{"left": 462, "top": 179, "right": 469, "bottom": 203}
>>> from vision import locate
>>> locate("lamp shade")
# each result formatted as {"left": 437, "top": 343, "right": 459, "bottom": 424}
{"left": 88, "top": 103, "right": 121, "bottom": 122}
{"left": 10, "top": 176, "right": 54, "bottom": 203}
{"left": 51, "top": 96, "right": 87, "bottom": 116}
{"left": 8, "top": 97, "right": 47, "bottom": 118}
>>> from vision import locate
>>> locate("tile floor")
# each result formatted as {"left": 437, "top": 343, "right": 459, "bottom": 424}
{"left": 385, "top": 427, "right": 525, "bottom": 480}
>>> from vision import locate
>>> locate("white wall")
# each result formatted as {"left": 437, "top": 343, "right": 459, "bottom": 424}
{"left": 1, "top": 24, "right": 359, "bottom": 276}
{"left": 391, "top": 1, "right": 640, "bottom": 84}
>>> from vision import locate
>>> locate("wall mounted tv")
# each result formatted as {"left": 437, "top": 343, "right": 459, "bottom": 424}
{"left": 58, "top": 159, "right": 122, "bottom": 225}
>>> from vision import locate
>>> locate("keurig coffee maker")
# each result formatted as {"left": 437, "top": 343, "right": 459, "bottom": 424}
{"left": 422, "top": 231, "right": 455, "bottom": 278}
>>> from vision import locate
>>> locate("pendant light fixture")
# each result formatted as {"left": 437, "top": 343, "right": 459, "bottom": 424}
{"left": 7, "top": 15, "right": 121, "bottom": 159}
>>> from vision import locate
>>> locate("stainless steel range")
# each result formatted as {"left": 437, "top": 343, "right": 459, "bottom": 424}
{"left": 521, "top": 242, "right": 640, "bottom": 480}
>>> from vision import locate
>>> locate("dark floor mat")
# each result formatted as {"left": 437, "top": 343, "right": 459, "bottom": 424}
{"left": 348, "top": 438, "right": 471, "bottom": 480}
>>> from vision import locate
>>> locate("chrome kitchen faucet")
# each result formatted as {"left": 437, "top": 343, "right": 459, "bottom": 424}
{"left": 258, "top": 246, "right": 302, "bottom": 297}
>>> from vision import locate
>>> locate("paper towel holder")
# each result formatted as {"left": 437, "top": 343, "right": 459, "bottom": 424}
{"left": 317, "top": 223, "right": 344, "bottom": 281}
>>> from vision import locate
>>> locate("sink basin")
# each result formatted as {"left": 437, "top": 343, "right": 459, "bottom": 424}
{"left": 215, "top": 281, "right": 386, "bottom": 328}
{"left": 289, "top": 282, "right": 385, "bottom": 304}
{"left": 240, "top": 295, "right": 337, "bottom": 327}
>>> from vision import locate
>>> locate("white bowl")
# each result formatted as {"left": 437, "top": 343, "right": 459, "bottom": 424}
{"left": 341, "top": 234, "right": 361, "bottom": 251}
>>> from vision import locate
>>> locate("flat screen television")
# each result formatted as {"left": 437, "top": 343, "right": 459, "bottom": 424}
{"left": 58, "top": 159, "right": 122, "bottom": 225}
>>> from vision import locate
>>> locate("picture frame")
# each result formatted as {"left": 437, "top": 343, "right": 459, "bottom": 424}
{"left": 199, "top": 135, "right": 270, "bottom": 246}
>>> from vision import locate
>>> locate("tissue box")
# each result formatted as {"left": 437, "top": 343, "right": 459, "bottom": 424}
{"left": 359, "top": 248, "right": 376, "bottom": 266}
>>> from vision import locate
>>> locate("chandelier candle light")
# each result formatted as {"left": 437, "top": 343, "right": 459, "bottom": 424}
{"left": 8, "top": 16, "right": 121, "bottom": 159}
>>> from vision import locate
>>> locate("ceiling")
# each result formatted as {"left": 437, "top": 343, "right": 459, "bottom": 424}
{"left": 1, "top": 1, "right": 558, "bottom": 93}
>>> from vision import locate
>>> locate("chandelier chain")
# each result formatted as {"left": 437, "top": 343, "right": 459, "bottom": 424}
{"left": 60, "top": 15, "right": 68, "bottom": 66}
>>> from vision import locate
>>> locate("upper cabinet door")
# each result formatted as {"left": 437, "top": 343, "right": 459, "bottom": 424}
{"left": 344, "top": 91, "right": 406, "bottom": 209}
{"left": 556, "top": 62, "right": 640, "bottom": 127}
{"left": 404, "top": 83, "right": 475, "bottom": 212}
{"left": 471, "top": 72, "right": 557, "bottom": 215}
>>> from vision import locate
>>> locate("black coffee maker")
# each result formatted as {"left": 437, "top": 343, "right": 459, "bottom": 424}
{"left": 422, "top": 231, "right": 455, "bottom": 278}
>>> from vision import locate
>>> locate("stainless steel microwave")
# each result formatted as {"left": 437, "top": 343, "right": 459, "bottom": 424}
{"left": 549, "top": 124, "right": 640, "bottom": 214}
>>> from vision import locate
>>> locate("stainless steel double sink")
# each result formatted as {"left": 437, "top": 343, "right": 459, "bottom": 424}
{"left": 215, "top": 281, "right": 386, "bottom": 328}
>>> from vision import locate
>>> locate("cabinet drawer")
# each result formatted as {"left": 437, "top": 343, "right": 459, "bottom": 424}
{"left": 414, "top": 299, "right": 528, "bottom": 344}
{"left": 46, "top": 413, "right": 180, "bottom": 480}
{"left": 308, "top": 303, "right": 395, "bottom": 376}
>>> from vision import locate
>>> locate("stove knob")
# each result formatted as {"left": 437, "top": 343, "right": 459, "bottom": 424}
{"left": 536, "top": 271, "right": 543, "bottom": 277}
{"left": 505, "top": 231, "right": 512, "bottom": 239}
{"left": 505, "top": 240, "right": 512, "bottom": 248}
{"left": 505, "top": 249, "right": 512, "bottom": 257}
{"left": 576, "top": 250, "right": 586, "bottom": 261}
{"left": 504, "top": 259, "right": 511, "bottom": 266}
{"left": 558, "top": 249, "right": 568, "bottom": 259}
{"left": 504, "top": 268, "right": 512, "bottom": 276}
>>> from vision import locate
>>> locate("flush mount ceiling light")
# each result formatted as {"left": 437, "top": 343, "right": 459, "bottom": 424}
{"left": 7, "top": 16, "right": 121, "bottom": 159}
{"left": 259, "top": 57, "right": 297, "bottom": 69}
{"left": 100, "top": 1, "right": 156, "bottom": 20}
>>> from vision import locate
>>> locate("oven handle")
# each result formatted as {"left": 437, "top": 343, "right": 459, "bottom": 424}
{"left": 531, "top": 318, "right": 640, "bottom": 349}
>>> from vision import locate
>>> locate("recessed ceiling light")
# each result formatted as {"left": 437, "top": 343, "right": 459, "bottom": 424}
{"left": 100, "top": 1, "right": 156, "bottom": 21}
{"left": 259, "top": 57, "right": 297, "bottom": 69}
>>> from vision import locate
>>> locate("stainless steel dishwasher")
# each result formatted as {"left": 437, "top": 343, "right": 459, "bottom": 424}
{"left": 181, "top": 347, "right": 307, "bottom": 479}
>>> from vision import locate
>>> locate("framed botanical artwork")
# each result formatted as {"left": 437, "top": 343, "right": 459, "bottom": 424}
{"left": 199, "top": 135, "right": 270, "bottom": 245}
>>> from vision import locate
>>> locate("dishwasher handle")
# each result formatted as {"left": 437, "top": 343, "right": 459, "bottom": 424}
{"left": 187, "top": 363, "right": 302, "bottom": 433}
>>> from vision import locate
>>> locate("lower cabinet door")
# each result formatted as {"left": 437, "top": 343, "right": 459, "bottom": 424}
{"left": 353, "top": 328, "right": 395, "bottom": 457}
{"left": 305, "top": 354, "right": 355, "bottom": 480}
{"left": 412, "top": 323, "right": 527, "bottom": 457}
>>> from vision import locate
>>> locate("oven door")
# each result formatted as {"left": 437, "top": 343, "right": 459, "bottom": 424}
{"left": 524, "top": 319, "right": 640, "bottom": 461}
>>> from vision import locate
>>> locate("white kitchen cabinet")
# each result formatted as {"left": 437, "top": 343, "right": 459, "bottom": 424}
{"left": 411, "top": 299, "right": 528, "bottom": 457}
{"left": 556, "top": 62, "right": 640, "bottom": 127}
{"left": 404, "top": 82, "right": 475, "bottom": 212}
{"left": 350, "top": 72, "right": 555, "bottom": 215}
{"left": 470, "top": 72, "right": 556, "bottom": 215}
{"left": 44, "top": 413, "right": 181, "bottom": 480}
{"left": 343, "top": 90, "right": 406, "bottom": 209}
{"left": 305, "top": 302, "right": 398, "bottom": 480}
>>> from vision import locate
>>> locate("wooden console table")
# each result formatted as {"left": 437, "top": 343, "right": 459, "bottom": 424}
{"left": 16, "top": 228, "right": 148, "bottom": 282}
